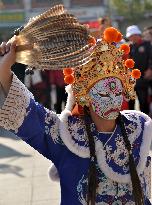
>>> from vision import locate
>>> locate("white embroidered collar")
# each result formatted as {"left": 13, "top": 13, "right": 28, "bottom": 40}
{"left": 59, "top": 109, "right": 152, "bottom": 183}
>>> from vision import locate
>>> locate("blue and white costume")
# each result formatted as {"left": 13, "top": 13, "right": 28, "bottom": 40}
{"left": 0, "top": 74, "right": 151, "bottom": 205}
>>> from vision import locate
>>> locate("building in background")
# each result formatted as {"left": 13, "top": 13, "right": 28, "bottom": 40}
{"left": 69, "top": 0, "right": 107, "bottom": 38}
{"left": 0, "top": 0, "right": 151, "bottom": 40}
{"left": 0, "top": 0, "right": 25, "bottom": 40}
{"left": 0, "top": 0, "right": 108, "bottom": 40}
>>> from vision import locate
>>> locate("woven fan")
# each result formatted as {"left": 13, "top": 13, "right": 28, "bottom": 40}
{"left": 10, "top": 4, "right": 93, "bottom": 70}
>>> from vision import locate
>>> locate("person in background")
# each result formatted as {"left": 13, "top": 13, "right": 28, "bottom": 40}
{"left": 143, "top": 26, "right": 152, "bottom": 45}
{"left": 142, "top": 26, "right": 152, "bottom": 116}
{"left": 24, "top": 69, "right": 51, "bottom": 109}
{"left": 98, "top": 16, "right": 112, "bottom": 37}
{"left": 49, "top": 70, "right": 67, "bottom": 114}
{"left": 126, "top": 25, "right": 152, "bottom": 114}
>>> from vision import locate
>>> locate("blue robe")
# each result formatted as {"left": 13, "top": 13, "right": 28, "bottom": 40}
{"left": 0, "top": 74, "right": 151, "bottom": 205}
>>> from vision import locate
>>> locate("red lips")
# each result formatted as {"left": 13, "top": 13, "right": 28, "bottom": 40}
{"left": 104, "top": 108, "right": 120, "bottom": 116}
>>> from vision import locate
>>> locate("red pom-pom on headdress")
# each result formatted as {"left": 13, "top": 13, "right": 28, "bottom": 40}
{"left": 103, "top": 27, "right": 119, "bottom": 43}
{"left": 63, "top": 68, "right": 75, "bottom": 84}
{"left": 115, "top": 32, "right": 123, "bottom": 43}
{"left": 131, "top": 69, "right": 141, "bottom": 79}
{"left": 125, "top": 59, "right": 135, "bottom": 68}
{"left": 64, "top": 75, "right": 75, "bottom": 84}
{"left": 119, "top": 44, "right": 130, "bottom": 55}
{"left": 63, "top": 68, "right": 73, "bottom": 75}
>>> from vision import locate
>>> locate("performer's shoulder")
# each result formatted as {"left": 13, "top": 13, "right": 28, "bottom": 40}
{"left": 121, "top": 110, "right": 152, "bottom": 125}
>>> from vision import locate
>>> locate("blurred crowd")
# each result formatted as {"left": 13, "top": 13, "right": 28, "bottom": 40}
{"left": 125, "top": 25, "right": 152, "bottom": 116}
{"left": 4, "top": 22, "right": 152, "bottom": 116}
{"left": 24, "top": 69, "right": 67, "bottom": 114}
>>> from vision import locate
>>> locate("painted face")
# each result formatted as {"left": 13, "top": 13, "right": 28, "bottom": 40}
{"left": 88, "top": 77, "right": 123, "bottom": 120}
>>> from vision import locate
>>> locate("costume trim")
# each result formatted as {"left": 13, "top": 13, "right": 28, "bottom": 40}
{"left": 65, "top": 85, "right": 75, "bottom": 111}
{"left": 0, "top": 74, "right": 33, "bottom": 133}
{"left": 59, "top": 109, "right": 152, "bottom": 183}
{"left": 59, "top": 109, "right": 90, "bottom": 158}
{"left": 127, "top": 111, "right": 152, "bottom": 174}
{"left": 96, "top": 140, "right": 130, "bottom": 183}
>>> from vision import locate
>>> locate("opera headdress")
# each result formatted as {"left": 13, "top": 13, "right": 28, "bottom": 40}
{"left": 63, "top": 27, "right": 141, "bottom": 107}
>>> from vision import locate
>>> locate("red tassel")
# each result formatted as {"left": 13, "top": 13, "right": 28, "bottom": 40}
{"left": 72, "top": 104, "right": 84, "bottom": 116}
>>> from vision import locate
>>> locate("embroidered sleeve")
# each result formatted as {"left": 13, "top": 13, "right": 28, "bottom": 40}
{"left": 0, "top": 74, "right": 33, "bottom": 132}
{"left": 0, "top": 74, "right": 64, "bottom": 164}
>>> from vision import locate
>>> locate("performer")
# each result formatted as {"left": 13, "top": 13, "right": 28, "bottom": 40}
{"left": 0, "top": 27, "right": 151, "bottom": 205}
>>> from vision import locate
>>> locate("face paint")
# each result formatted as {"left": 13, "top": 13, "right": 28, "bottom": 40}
{"left": 89, "top": 77, "right": 123, "bottom": 120}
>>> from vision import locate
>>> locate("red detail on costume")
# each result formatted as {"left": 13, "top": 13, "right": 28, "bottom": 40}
{"left": 121, "top": 99, "right": 129, "bottom": 110}
{"left": 72, "top": 104, "right": 84, "bottom": 116}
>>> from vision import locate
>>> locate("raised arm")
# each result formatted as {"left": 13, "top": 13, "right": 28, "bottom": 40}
{"left": 0, "top": 39, "right": 65, "bottom": 166}
{"left": 0, "top": 37, "right": 17, "bottom": 94}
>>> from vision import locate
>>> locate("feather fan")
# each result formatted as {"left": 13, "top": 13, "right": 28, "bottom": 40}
{"left": 10, "top": 4, "right": 93, "bottom": 70}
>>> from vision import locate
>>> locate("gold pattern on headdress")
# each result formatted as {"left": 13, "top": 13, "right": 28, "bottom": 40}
{"left": 10, "top": 4, "right": 92, "bottom": 70}
{"left": 72, "top": 39, "right": 136, "bottom": 106}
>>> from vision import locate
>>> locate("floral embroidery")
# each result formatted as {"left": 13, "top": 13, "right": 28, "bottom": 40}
{"left": 45, "top": 110, "right": 62, "bottom": 144}
{"left": 77, "top": 165, "right": 135, "bottom": 205}
{"left": 59, "top": 111, "right": 90, "bottom": 157}
{"left": 124, "top": 113, "right": 143, "bottom": 144}
{"left": 105, "top": 135, "right": 129, "bottom": 169}
{"left": 140, "top": 156, "right": 151, "bottom": 199}
{"left": 144, "top": 157, "right": 151, "bottom": 198}
{"left": 77, "top": 175, "right": 88, "bottom": 205}
{"left": 68, "top": 116, "right": 89, "bottom": 147}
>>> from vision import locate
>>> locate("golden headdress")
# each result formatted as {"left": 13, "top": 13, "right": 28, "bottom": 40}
{"left": 63, "top": 27, "right": 141, "bottom": 107}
